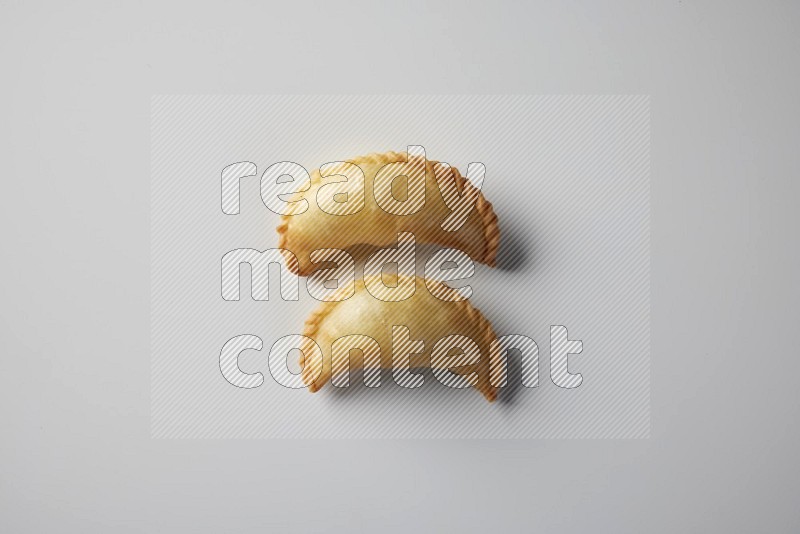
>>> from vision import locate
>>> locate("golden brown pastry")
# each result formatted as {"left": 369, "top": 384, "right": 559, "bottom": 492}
{"left": 298, "top": 275, "right": 500, "bottom": 402}
{"left": 277, "top": 149, "right": 500, "bottom": 276}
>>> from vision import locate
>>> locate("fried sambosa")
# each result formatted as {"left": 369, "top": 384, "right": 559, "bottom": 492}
{"left": 277, "top": 149, "right": 500, "bottom": 276}
{"left": 298, "top": 276, "right": 500, "bottom": 402}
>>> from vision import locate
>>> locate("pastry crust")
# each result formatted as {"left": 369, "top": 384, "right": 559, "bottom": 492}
{"left": 299, "top": 276, "right": 500, "bottom": 402}
{"left": 277, "top": 151, "right": 500, "bottom": 276}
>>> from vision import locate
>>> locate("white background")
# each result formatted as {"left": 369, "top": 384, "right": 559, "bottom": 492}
{"left": 1, "top": 1, "right": 799, "bottom": 532}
